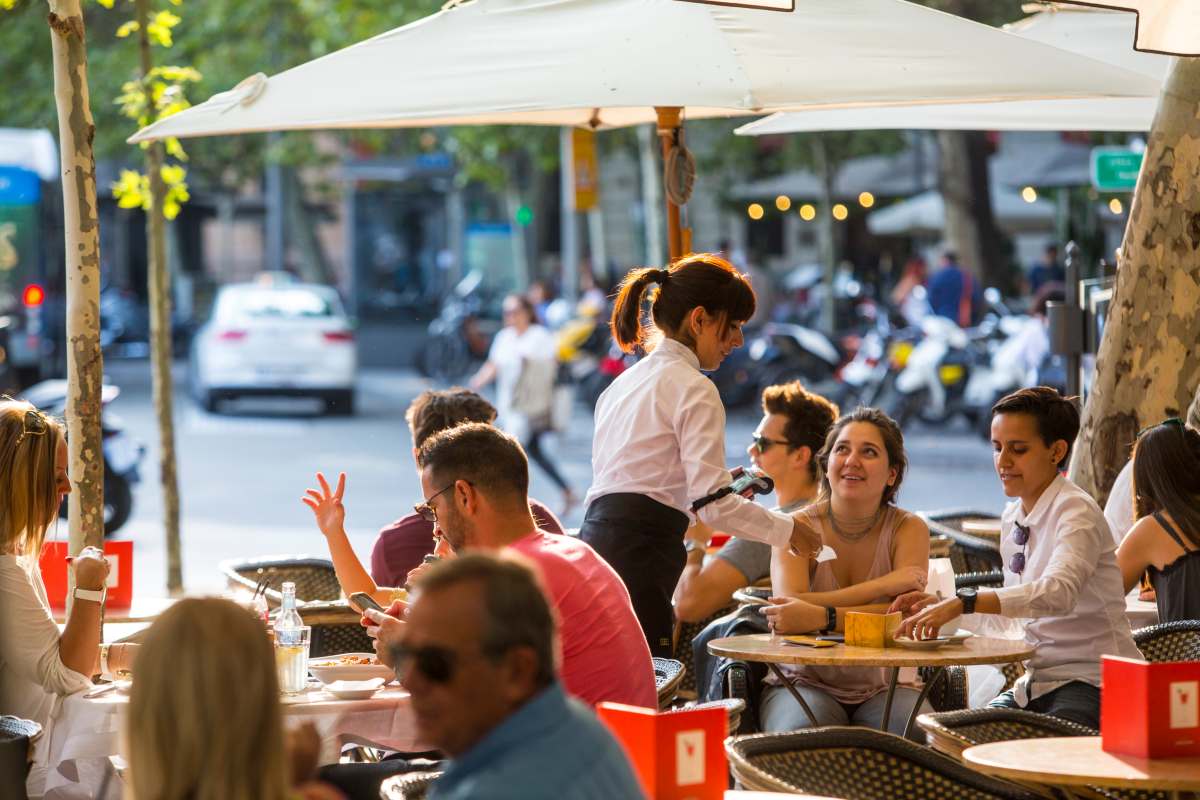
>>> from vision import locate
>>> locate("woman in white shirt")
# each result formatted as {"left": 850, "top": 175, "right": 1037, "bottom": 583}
{"left": 582, "top": 254, "right": 821, "bottom": 657}
{"left": 472, "top": 294, "right": 574, "bottom": 514}
{"left": 0, "top": 400, "right": 136, "bottom": 792}
{"left": 895, "top": 387, "right": 1140, "bottom": 728}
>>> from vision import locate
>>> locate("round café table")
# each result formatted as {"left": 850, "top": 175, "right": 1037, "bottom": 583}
{"left": 963, "top": 737, "right": 1200, "bottom": 799}
{"left": 708, "top": 633, "right": 1033, "bottom": 739}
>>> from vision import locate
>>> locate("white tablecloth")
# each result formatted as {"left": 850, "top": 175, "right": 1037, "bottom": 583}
{"left": 40, "top": 681, "right": 427, "bottom": 799}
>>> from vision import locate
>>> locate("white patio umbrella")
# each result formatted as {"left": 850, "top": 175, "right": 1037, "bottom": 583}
{"left": 867, "top": 188, "right": 1055, "bottom": 236}
{"left": 1062, "top": 0, "right": 1200, "bottom": 55}
{"left": 736, "top": 7, "right": 1172, "bottom": 135}
{"left": 130, "top": 0, "right": 1160, "bottom": 259}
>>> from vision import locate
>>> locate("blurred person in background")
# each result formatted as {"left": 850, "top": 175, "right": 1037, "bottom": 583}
{"left": 1028, "top": 244, "right": 1064, "bottom": 295}
{"left": 889, "top": 255, "right": 928, "bottom": 326}
{"left": 472, "top": 294, "right": 576, "bottom": 515}
{"left": 928, "top": 251, "right": 981, "bottom": 328}
{"left": 0, "top": 400, "right": 137, "bottom": 796}
{"left": 124, "top": 597, "right": 339, "bottom": 800}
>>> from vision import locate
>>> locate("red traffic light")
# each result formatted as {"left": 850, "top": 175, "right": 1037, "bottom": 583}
{"left": 23, "top": 284, "right": 45, "bottom": 307}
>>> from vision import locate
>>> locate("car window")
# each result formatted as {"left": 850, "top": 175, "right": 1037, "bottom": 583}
{"left": 215, "top": 288, "right": 339, "bottom": 321}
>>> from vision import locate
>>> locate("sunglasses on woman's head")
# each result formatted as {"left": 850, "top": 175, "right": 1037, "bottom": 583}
{"left": 1010, "top": 522, "right": 1030, "bottom": 575}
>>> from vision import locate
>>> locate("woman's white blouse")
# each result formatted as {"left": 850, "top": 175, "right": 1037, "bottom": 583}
{"left": 585, "top": 338, "right": 792, "bottom": 547}
{"left": 0, "top": 554, "right": 93, "bottom": 725}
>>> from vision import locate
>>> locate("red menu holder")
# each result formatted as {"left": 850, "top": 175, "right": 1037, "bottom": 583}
{"left": 38, "top": 540, "right": 133, "bottom": 609}
{"left": 597, "top": 702, "right": 726, "bottom": 800}
{"left": 1102, "top": 655, "right": 1200, "bottom": 758}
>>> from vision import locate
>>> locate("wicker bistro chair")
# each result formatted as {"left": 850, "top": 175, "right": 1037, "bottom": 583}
{"left": 297, "top": 600, "right": 377, "bottom": 658}
{"left": 380, "top": 770, "right": 443, "bottom": 800}
{"left": 219, "top": 555, "right": 343, "bottom": 607}
{"left": 921, "top": 509, "right": 1004, "bottom": 574}
{"left": 663, "top": 698, "right": 747, "bottom": 737}
{"left": 727, "top": 727, "right": 1043, "bottom": 800}
{"left": 1133, "top": 620, "right": 1200, "bottom": 662}
{"left": 0, "top": 717, "right": 41, "bottom": 800}
{"left": 672, "top": 604, "right": 734, "bottom": 700}
{"left": 917, "top": 708, "right": 1097, "bottom": 762}
{"left": 654, "top": 657, "right": 686, "bottom": 710}
{"left": 954, "top": 570, "right": 1005, "bottom": 590}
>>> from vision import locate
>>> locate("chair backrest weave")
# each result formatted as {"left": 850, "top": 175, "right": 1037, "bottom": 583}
{"left": 1133, "top": 620, "right": 1200, "bottom": 663}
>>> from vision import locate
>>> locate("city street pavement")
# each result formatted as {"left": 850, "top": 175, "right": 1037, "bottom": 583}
{"left": 92, "top": 358, "right": 1007, "bottom": 598}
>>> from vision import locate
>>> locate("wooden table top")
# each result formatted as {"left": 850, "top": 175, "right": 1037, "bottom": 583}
{"left": 961, "top": 518, "right": 1003, "bottom": 538}
{"left": 963, "top": 737, "right": 1200, "bottom": 791}
{"left": 707, "top": 633, "right": 1034, "bottom": 667}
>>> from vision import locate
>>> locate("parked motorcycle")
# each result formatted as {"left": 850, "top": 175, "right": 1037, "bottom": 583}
{"left": 747, "top": 321, "right": 843, "bottom": 400}
{"left": 418, "top": 271, "right": 501, "bottom": 382}
{"left": 23, "top": 379, "right": 145, "bottom": 537}
{"left": 834, "top": 310, "right": 921, "bottom": 412}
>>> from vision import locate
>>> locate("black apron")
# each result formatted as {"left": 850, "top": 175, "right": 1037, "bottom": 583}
{"left": 580, "top": 493, "right": 690, "bottom": 658}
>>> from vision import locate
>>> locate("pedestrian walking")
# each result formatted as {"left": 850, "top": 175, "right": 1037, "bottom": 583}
{"left": 472, "top": 294, "right": 576, "bottom": 515}
{"left": 581, "top": 253, "right": 821, "bottom": 656}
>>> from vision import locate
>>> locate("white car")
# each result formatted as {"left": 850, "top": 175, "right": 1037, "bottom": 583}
{"left": 190, "top": 279, "right": 357, "bottom": 414}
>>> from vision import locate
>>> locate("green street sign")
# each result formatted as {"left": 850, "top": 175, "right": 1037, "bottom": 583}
{"left": 1091, "top": 147, "right": 1144, "bottom": 191}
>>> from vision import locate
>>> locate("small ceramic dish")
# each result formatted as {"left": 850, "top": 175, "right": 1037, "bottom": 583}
{"left": 322, "top": 678, "right": 386, "bottom": 700}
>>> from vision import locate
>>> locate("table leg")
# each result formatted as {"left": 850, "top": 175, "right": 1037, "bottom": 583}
{"left": 901, "top": 667, "right": 943, "bottom": 740}
{"left": 880, "top": 668, "right": 900, "bottom": 733}
{"left": 768, "top": 663, "right": 820, "bottom": 727}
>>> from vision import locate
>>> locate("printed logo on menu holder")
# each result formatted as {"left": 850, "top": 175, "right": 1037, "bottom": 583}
{"left": 675, "top": 729, "right": 706, "bottom": 786}
{"left": 1170, "top": 681, "right": 1199, "bottom": 730}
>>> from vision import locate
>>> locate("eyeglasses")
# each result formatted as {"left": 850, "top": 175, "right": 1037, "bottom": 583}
{"left": 17, "top": 408, "right": 49, "bottom": 444}
{"left": 751, "top": 433, "right": 791, "bottom": 455}
{"left": 389, "top": 642, "right": 459, "bottom": 684}
{"left": 1010, "top": 522, "right": 1030, "bottom": 575}
{"left": 413, "top": 483, "right": 456, "bottom": 524}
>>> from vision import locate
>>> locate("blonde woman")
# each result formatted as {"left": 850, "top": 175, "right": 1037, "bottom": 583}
{"left": 0, "top": 400, "right": 136, "bottom": 794}
{"left": 126, "top": 597, "right": 341, "bottom": 800}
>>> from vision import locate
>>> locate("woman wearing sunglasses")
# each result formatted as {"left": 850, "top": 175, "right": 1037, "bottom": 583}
{"left": 1115, "top": 418, "right": 1200, "bottom": 622}
{"left": 582, "top": 254, "right": 822, "bottom": 657}
{"left": 759, "top": 407, "right": 932, "bottom": 739}
{"left": 895, "top": 387, "right": 1140, "bottom": 729}
{"left": 0, "top": 400, "right": 137, "bottom": 795}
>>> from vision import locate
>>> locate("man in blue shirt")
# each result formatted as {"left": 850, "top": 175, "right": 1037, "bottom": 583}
{"left": 1028, "top": 244, "right": 1065, "bottom": 294}
{"left": 927, "top": 251, "right": 982, "bottom": 327}
{"left": 401, "top": 553, "right": 646, "bottom": 800}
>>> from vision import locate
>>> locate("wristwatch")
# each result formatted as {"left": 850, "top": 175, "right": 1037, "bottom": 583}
{"left": 683, "top": 538, "right": 705, "bottom": 562}
{"left": 956, "top": 587, "right": 978, "bottom": 615}
{"left": 822, "top": 606, "right": 837, "bottom": 633}
{"left": 73, "top": 587, "right": 106, "bottom": 604}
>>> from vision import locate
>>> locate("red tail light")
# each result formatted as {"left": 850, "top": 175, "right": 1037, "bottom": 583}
{"left": 322, "top": 330, "right": 354, "bottom": 343}
{"left": 23, "top": 284, "right": 45, "bottom": 307}
{"left": 216, "top": 329, "right": 247, "bottom": 342}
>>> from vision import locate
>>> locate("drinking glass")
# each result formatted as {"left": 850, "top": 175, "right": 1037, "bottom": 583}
{"left": 274, "top": 625, "right": 311, "bottom": 694}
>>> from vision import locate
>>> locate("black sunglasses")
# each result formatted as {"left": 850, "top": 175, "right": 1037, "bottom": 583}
{"left": 413, "top": 483, "right": 456, "bottom": 524}
{"left": 752, "top": 433, "right": 790, "bottom": 455}
{"left": 390, "top": 642, "right": 459, "bottom": 684}
{"left": 1010, "top": 522, "right": 1030, "bottom": 575}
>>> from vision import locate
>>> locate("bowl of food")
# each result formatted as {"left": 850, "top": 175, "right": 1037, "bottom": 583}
{"left": 308, "top": 653, "right": 395, "bottom": 684}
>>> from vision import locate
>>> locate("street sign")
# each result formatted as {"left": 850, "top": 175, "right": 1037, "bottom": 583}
{"left": 1091, "top": 147, "right": 1144, "bottom": 191}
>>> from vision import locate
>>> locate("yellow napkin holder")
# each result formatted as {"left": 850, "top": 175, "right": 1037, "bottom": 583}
{"left": 844, "top": 611, "right": 901, "bottom": 648}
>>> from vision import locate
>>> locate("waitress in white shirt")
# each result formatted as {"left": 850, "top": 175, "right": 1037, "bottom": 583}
{"left": 582, "top": 254, "right": 820, "bottom": 656}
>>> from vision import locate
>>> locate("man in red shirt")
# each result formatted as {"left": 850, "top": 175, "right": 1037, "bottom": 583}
{"left": 303, "top": 389, "right": 563, "bottom": 607}
{"left": 315, "top": 423, "right": 656, "bottom": 709}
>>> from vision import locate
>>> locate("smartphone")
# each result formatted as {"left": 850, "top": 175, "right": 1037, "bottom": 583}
{"left": 349, "top": 592, "right": 384, "bottom": 614}
{"left": 781, "top": 635, "right": 837, "bottom": 648}
{"left": 816, "top": 634, "right": 845, "bottom": 643}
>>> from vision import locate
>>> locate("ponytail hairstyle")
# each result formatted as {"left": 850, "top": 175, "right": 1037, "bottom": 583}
{"left": 609, "top": 253, "right": 756, "bottom": 354}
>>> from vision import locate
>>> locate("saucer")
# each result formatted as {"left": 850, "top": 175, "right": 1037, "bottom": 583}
{"left": 322, "top": 678, "right": 385, "bottom": 700}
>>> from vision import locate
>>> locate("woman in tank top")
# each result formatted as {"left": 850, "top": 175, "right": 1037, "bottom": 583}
{"left": 1116, "top": 419, "right": 1200, "bottom": 622}
{"left": 760, "top": 407, "right": 932, "bottom": 740}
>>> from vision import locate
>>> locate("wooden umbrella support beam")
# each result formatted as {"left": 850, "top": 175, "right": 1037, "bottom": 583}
{"left": 655, "top": 106, "right": 684, "bottom": 262}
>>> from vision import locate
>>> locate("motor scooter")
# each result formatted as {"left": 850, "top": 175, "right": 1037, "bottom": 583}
{"left": 22, "top": 380, "right": 145, "bottom": 536}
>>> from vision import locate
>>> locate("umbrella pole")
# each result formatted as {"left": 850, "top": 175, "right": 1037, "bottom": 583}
{"left": 655, "top": 106, "right": 683, "bottom": 262}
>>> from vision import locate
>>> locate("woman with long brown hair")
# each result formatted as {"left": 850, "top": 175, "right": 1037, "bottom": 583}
{"left": 582, "top": 254, "right": 820, "bottom": 656}
{"left": 0, "top": 399, "right": 136, "bottom": 795}
{"left": 1116, "top": 419, "right": 1200, "bottom": 621}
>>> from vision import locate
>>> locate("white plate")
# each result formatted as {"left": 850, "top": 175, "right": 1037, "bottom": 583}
{"left": 323, "top": 678, "right": 385, "bottom": 700}
{"left": 308, "top": 653, "right": 394, "bottom": 684}
{"left": 892, "top": 636, "right": 954, "bottom": 651}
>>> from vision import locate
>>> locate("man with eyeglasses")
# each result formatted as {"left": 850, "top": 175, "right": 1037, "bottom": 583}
{"left": 357, "top": 422, "right": 655, "bottom": 711}
{"left": 399, "top": 553, "right": 645, "bottom": 800}
{"left": 673, "top": 381, "right": 838, "bottom": 623}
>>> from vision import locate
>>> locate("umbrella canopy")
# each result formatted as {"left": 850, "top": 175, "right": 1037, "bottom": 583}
{"left": 130, "top": 0, "right": 1160, "bottom": 143}
{"left": 1061, "top": 0, "right": 1200, "bottom": 55}
{"left": 736, "top": 7, "right": 1171, "bottom": 135}
{"left": 867, "top": 188, "right": 1055, "bottom": 236}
